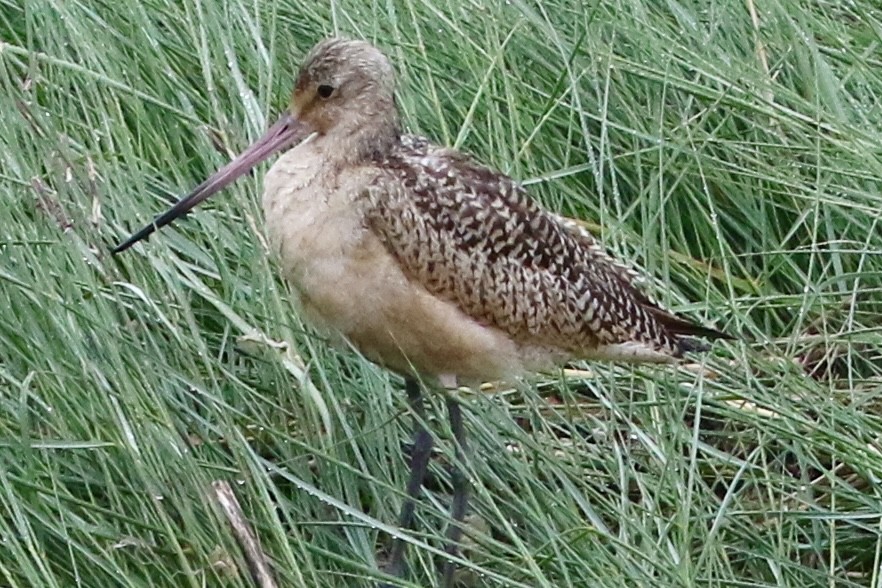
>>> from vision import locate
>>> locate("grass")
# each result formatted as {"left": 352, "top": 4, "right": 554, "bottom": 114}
{"left": 2, "top": 0, "right": 882, "bottom": 586}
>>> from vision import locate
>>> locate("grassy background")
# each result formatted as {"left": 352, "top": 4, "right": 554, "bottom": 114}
{"left": 2, "top": 0, "right": 882, "bottom": 586}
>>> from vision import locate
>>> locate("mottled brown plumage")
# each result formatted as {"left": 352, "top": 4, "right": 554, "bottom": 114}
{"left": 364, "top": 134, "right": 725, "bottom": 364}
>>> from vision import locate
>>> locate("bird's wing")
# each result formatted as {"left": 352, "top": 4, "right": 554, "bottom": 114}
{"left": 363, "top": 137, "right": 725, "bottom": 358}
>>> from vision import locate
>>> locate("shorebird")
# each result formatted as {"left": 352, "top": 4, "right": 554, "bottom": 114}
{"left": 114, "top": 38, "right": 729, "bottom": 586}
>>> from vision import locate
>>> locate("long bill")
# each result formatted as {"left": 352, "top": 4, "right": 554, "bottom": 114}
{"left": 113, "top": 113, "right": 309, "bottom": 254}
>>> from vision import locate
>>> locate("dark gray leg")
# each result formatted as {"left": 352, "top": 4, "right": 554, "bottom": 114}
{"left": 441, "top": 397, "right": 469, "bottom": 588}
{"left": 383, "top": 378, "right": 433, "bottom": 584}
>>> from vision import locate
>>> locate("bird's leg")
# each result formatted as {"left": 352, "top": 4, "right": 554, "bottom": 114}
{"left": 384, "top": 377, "right": 433, "bottom": 582}
{"left": 440, "top": 396, "right": 469, "bottom": 588}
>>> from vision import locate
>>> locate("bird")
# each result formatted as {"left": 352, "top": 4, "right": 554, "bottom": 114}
{"left": 114, "top": 37, "right": 729, "bottom": 587}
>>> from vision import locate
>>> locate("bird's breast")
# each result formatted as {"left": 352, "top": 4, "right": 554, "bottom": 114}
{"left": 262, "top": 146, "right": 370, "bottom": 300}
{"left": 260, "top": 147, "right": 530, "bottom": 385}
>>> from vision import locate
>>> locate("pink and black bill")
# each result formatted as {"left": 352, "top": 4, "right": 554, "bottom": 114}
{"left": 113, "top": 114, "right": 307, "bottom": 254}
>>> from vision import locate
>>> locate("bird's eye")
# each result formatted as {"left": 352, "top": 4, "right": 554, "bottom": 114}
{"left": 317, "top": 84, "right": 335, "bottom": 99}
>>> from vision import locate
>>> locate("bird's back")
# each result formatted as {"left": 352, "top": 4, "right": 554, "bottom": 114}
{"left": 364, "top": 135, "right": 727, "bottom": 366}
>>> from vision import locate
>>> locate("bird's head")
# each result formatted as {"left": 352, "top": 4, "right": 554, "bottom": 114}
{"left": 113, "top": 38, "right": 400, "bottom": 253}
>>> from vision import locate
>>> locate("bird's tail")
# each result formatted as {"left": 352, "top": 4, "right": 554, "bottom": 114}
{"left": 651, "top": 309, "right": 733, "bottom": 354}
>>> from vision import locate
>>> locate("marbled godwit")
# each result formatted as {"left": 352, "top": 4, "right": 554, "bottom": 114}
{"left": 114, "top": 38, "right": 729, "bottom": 586}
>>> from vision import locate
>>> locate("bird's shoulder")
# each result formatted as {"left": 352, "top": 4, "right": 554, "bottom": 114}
{"left": 366, "top": 134, "right": 622, "bottom": 274}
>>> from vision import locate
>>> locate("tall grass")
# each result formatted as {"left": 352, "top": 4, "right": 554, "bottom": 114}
{"left": 2, "top": 1, "right": 882, "bottom": 586}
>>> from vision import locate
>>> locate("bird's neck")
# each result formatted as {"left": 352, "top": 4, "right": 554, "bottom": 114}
{"left": 321, "top": 114, "right": 401, "bottom": 165}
